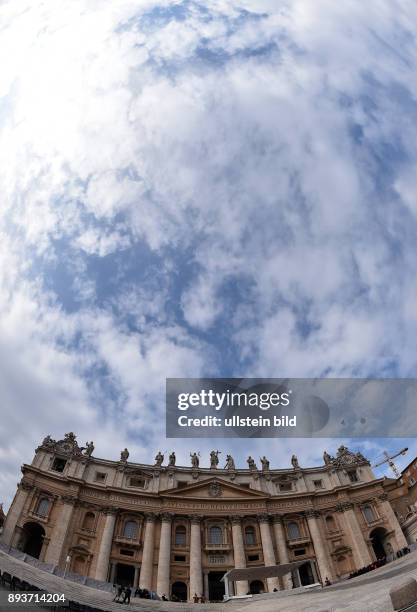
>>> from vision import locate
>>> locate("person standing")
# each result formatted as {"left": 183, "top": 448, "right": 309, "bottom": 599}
{"left": 123, "top": 586, "right": 132, "bottom": 604}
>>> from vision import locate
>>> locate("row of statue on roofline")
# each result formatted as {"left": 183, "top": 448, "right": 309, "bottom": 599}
{"left": 41, "top": 433, "right": 337, "bottom": 470}
{"left": 148, "top": 450, "right": 334, "bottom": 471}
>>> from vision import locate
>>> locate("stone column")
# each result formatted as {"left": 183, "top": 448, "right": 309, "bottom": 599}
{"left": 272, "top": 516, "right": 290, "bottom": 590}
{"left": 230, "top": 517, "right": 249, "bottom": 596}
{"left": 203, "top": 572, "right": 209, "bottom": 600}
{"left": 95, "top": 509, "right": 117, "bottom": 581}
{"left": 156, "top": 513, "right": 172, "bottom": 597}
{"left": 189, "top": 517, "right": 203, "bottom": 600}
{"left": 258, "top": 515, "right": 279, "bottom": 591}
{"left": 44, "top": 496, "right": 76, "bottom": 566}
{"left": 134, "top": 566, "right": 140, "bottom": 589}
{"left": 306, "top": 510, "right": 334, "bottom": 583}
{"left": 140, "top": 514, "right": 156, "bottom": 590}
{"left": 336, "top": 502, "right": 372, "bottom": 568}
{"left": 1, "top": 482, "right": 33, "bottom": 546}
{"left": 379, "top": 494, "right": 408, "bottom": 550}
{"left": 110, "top": 563, "right": 117, "bottom": 584}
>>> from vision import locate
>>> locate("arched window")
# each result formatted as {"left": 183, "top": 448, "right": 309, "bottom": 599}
{"left": 209, "top": 526, "right": 223, "bottom": 545}
{"left": 287, "top": 521, "right": 300, "bottom": 540}
{"left": 82, "top": 512, "right": 95, "bottom": 531}
{"left": 325, "top": 515, "right": 336, "bottom": 532}
{"left": 363, "top": 505, "right": 375, "bottom": 523}
{"left": 36, "top": 498, "right": 50, "bottom": 517}
{"left": 123, "top": 520, "right": 138, "bottom": 539}
{"left": 245, "top": 526, "right": 256, "bottom": 546}
{"left": 175, "top": 525, "right": 186, "bottom": 546}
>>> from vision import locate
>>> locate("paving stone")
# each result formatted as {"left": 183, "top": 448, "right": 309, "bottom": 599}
{"left": 1, "top": 549, "right": 417, "bottom": 612}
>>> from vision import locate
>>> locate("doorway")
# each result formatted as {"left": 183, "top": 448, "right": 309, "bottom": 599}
{"left": 21, "top": 522, "right": 45, "bottom": 559}
{"left": 171, "top": 581, "right": 187, "bottom": 601}
{"left": 208, "top": 571, "right": 225, "bottom": 601}
{"left": 115, "top": 563, "right": 135, "bottom": 587}
{"left": 370, "top": 527, "right": 388, "bottom": 559}
{"left": 249, "top": 580, "right": 265, "bottom": 594}
{"left": 299, "top": 561, "right": 315, "bottom": 586}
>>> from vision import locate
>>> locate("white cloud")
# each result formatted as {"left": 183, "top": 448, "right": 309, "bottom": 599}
{"left": 1, "top": 0, "right": 417, "bottom": 508}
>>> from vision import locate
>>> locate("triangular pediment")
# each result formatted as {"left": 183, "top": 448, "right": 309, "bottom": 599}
{"left": 160, "top": 477, "right": 269, "bottom": 499}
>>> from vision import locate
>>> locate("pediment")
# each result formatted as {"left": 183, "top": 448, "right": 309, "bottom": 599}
{"left": 160, "top": 477, "right": 269, "bottom": 499}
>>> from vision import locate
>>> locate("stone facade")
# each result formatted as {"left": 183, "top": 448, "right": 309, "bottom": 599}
{"left": 385, "top": 458, "right": 417, "bottom": 546}
{"left": 0, "top": 435, "right": 408, "bottom": 602}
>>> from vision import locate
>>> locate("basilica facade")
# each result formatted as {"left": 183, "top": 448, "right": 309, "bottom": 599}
{"left": 0, "top": 434, "right": 408, "bottom": 602}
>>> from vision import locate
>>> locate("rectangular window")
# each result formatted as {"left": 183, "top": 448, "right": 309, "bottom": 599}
{"left": 248, "top": 554, "right": 259, "bottom": 561}
{"left": 174, "top": 555, "right": 186, "bottom": 562}
{"left": 128, "top": 477, "right": 145, "bottom": 488}
{"left": 279, "top": 483, "right": 292, "bottom": 491}
{"left": 94, "top": 472, "right": 107, "bottom": 483}
{"left": 294, "top": 548, "right": 306, "bottom": 556}
{"left": 51, "top": 458, "right": 67, "bottom": 473}
{"left": 348, "top": 470, "right": 359, "bottom": 483}
{"left": 313, "top": 480, "right": 323, "bottom": 489}
{"left": 120, "top": 549, "right": 134, "bottom": 557}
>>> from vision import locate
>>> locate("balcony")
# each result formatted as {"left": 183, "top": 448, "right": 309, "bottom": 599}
{"left": 287, "top": 536, "right": 311, "bottom": 547}
{"left": 364, "top": 516, "right": 384, "bottom": 528}
{"left": 28, "top": 511, "right": 48, "bottom": 523}
{"left": 326, "top": 528, "right": 343, "bottom": 538}
{"left": 204, "top": 542, "right": 232, "bottom": 552}
{"left": 114, "top": 536, "right": 142, "bottom": 547}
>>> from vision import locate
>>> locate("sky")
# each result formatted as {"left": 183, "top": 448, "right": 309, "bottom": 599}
{"left": 1, "top": 0, "right": 417, "bottom": 510}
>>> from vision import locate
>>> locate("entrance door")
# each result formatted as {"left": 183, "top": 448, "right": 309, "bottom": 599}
{"left": 115, "top": 563, "right": 135, "bottom": 587}
{"left": 299, "top": 561, "right": 315, "bottom": 586}
{"left": 370, "top": 528, "right": 388, "bottom": 560}
{"left": 171, "top": 581, "right": 187, "bottom": 601}
{"left": 208, "top": 572, "right": 225, "bottom": 601}
{"left": 249, "top": 580, "right": 265, "bottom": 594}
{"left": 21, "top": 522, "right": 45, "bottom": 559}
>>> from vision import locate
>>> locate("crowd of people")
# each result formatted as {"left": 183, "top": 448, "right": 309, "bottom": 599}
{"left": 112, "top": 584, "right": 172, "bottom": 603}
{"left": 347, "top": 546, "right": 411, "bottom": 580}
{"left": 111, "top": 547, "right": 414, "bottom": 605}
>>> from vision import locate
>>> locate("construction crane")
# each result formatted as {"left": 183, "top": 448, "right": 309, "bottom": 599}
{"left": 373, "top": 447, "right": 408, "bottom": 478}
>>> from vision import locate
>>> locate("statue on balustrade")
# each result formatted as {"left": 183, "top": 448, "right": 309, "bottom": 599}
{"left": 169, "top": 451, "right": 176, "bottom": 466}
{"left": 225, "top": 454, "right": 235, "bottom": 470}
{"left": 323, "top": 450, "right": 332, "bottom": 465}
{"left": 260, "top": 456, "right": 270, "bottom": 471}
{"left": 210, "top": 450, "right": 220, "bottom": 468}
{"left": 154, "top": 451, "right": 164, "bottom": 466}
{"left": 247, "top": 456, "right": 257, "bottom": 470}
{"left": 190, "top": 452, "right": 200, "bottom": 468}
{"left": 291, "top": 454, "right": 299, "bottom": 469}
{"left": 120, "top": 448, "right": 129, "bottom": 462}
{"left": 84, "top": 441, "right": 95, "bottom": 457}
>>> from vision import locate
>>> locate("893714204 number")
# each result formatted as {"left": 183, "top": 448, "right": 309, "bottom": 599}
{"left": 6, "top": 592, "right": 67, "bottom": 606}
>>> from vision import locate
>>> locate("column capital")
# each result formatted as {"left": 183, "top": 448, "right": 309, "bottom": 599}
{"left": 189, "top": 515, "right": 202, "bottom": 525}
{"left": 272, "top": 514, "right": 285, "bottom": 525}
{"left": 335, "top": 501, "right": 353, "bottom": 513}
{"left": 229, "top": 515, "right": 244, "bottom": 525}
{"left": 144, "top": 512, "right": 158, "bottom": 523}
{"left": 102, "top": 507, "right": 118, "bottom": 516}
{"left": 160, "top": 512, "right": 173, "bottom": 523}
{"left": 256, "top": 513, "right": 271, "bottom": 524}
{"left": 305, "top": 509, "right": 321, "bottom": 519}
{"left": 61, "top": 495, "right": 77, "bottom": 506}
{"left": 378, "top": 493, "right": 389, "bottom": 502}
{"left": 19, "top": 480, "right": 34, "bottom": 492}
